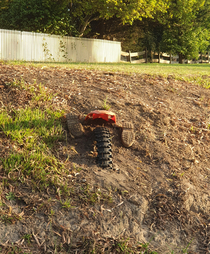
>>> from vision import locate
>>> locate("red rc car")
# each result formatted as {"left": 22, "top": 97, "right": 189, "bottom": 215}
{"left": 66, "top": 110, "right": 135, "bottom": 168}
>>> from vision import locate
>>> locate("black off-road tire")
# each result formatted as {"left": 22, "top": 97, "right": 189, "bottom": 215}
{"left": 94, "top": 127, "right": 113, "bottom": 169}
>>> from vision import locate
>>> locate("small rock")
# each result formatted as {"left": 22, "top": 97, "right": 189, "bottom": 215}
{"left": 163, "top": 116, "right": 170, "bottom": 125}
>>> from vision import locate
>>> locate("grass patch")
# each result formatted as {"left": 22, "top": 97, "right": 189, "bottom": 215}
{"left": 60, "top": 198, "right": 76, "bottom": 209}
{"left": 0, "top": 80, "right": 70, "bottom": 193}
{"left": 3, "top": 60, "right": 210, "bottom": 88}
{"left": 0, "top": 106, "right": 65, "bottom": 189}
{"left": 102, "top": 96, "right": 111, "bottom": 110}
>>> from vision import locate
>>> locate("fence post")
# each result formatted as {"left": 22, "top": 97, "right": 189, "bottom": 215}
{"left": 129, "top": 50, "right": 132, "bottom": 63}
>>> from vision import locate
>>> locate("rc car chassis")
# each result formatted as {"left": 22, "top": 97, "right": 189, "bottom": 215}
{"left": 66, "top": 110, "right": 135, "bottom": 169}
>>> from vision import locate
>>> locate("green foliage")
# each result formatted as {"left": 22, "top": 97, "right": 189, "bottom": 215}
{"left": 138, "top": 242, "right": 158, "bottom": 254}
{"left": 23, "top": 234, "right": 32, "bottom": 244}
{"left": 117, "top": 238, "right": 134, "bottom": 254}
{"left": 0, "top": 0, "right": 210, "bottom": 58}
{"left": 0, "top": 0, "right": 169, "bottom": 36}
{"left": 102, "top": 96, "right": 111, "bottom": 110}
{"left": 70, "top": 0, "right": 169, "bottom": 35}
{"left": 105, "top": 0, "right": 169, "bottom": 24}
{"left": 138, "top": 19, "right": 164, "bottom": 54}
{"left": 0, "top": 214, "right": 21, "bottom": 224}
{"left": 0, "top": 0, "right": 75, "bottom": 35}
{"left": 60, "top": 198, "right": 75, "bottom": 209}
{"left": 6, "top": 192, "right": 15, "bottom": 201}
{"left": 159, "top": 0, "right": 210, "bottom": 62}
{"left": 1, "top": 0, "right": 210, "bottom": 59}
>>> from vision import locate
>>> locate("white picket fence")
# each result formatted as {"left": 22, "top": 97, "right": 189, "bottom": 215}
{"left": 0, "top": 29, "right": 121, "bottom": 63}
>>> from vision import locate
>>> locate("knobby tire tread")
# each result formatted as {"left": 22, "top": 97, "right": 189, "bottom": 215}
{"left": 94, "top": 127, "right": 113, "bottom": 169}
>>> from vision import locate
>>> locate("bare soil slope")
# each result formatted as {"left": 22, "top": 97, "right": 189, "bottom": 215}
{"left": 0, "top": 63, "right": 209, "bottom": 253}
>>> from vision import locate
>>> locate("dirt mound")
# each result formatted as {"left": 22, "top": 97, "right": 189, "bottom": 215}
{"left": 0, "top": 63, "right": 209, "bottom": 253}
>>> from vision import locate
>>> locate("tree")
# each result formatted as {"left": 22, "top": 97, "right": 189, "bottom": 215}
{"left": 0, "top": 0, "right": 75, "bottom": 35}
{"left": 0, "top": 0, "right": 170, "bottom": 36}
{"left": 138, "top": 18, "right": 164, "bottom": 56}
{"left": 159, "top": 0, "right": 209, "bottom": 63}
{"left": 196, "top": 0, "right": 210, "bottom": 53}
{"left": 70, "top": 0, "right": 169, "bottom": 36}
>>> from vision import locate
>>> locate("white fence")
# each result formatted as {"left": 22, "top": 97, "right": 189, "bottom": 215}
{"left": 0, "top": 29, "right": 121, "bottom": 63}
{"left": 121, "top": 50, "right": 210, "bottom": 64}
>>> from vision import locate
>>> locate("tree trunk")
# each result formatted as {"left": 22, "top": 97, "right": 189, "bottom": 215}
{"left": 158, "top": 50, "right": 160, "bottom": 63}
{"left": 179, "top": 54, "right": 184, "bottom": 64}
{"left": 150, "top": 50, "right": 153, "bottom": 63}
{"left": 79, "top": 16, "right": 99, "bottom": 37}
{"left": 145, "top": 48, "right": 148, "bottom": 63}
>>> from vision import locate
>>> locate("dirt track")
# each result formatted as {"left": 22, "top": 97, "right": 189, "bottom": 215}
{"left": 0, "top": 62, "right": 210, "bottom": 253}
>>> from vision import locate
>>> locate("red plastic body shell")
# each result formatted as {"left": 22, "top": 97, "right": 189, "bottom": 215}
{"left": 85, "top": 110, "right": 116, "bottom": 123}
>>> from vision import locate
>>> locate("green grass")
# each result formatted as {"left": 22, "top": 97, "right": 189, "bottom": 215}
{"left": 22, "top": 234, "right": 32, "bottom": 244}
{"left": 0, "top": 106, "right": 65, "bottom": 188}
{"left": 3, "top": 60, "right": 210, "bottom": 88}
{"left": 0, "top": 80, "right": 69, "bottom": 193}
{"left": 6, "top": 192, "right": 15, "bottom": 201}
{"left": 102, "top": 96, "right": 111, "bottom": 110}
{"left": 2, "top": 60, "right": 210, "bottom": 75}
{"left": 60, "top": 198, "right": 76, "bottom": 209}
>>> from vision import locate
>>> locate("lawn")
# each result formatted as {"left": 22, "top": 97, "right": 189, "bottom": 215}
{"left": 5, "top": 61, "right": 210, "bottom": 88}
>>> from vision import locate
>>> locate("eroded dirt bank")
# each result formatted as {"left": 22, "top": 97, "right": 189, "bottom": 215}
{"left": 0, "top": 63, "right": 209, "bottom": 253}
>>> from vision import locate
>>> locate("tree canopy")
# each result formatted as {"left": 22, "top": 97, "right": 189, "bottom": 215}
{"left": 0, "top": 0, "right": 74, "bottom": 35}
{"left": 0, "top": 0, "right": 210, "bottom": 61}
{"left": 159, "top": 0, "right": 210, "bottom": 62}
{"left": 0, "top": 0, "right": 169, "bottom": 35}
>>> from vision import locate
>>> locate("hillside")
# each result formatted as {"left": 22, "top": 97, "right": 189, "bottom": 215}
{"left": 0, "top": 62, "right": 209, "bottom": 253}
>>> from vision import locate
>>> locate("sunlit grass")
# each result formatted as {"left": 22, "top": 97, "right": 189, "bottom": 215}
{"left": 2, "top": 60, "right": 210, "bottom": 75}
{"left": 0, "top": 80, "right": 69, "bottom": 192}
{"left": 3, "top": 60, "right": 210, "bottom": 88}
{"left": 0, "top": 106, "right": 65, "bottom": 189}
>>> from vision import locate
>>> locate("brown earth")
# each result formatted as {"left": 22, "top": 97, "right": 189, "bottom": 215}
{"left": 0, "top": 62, "right": 209, "bottom": 253}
